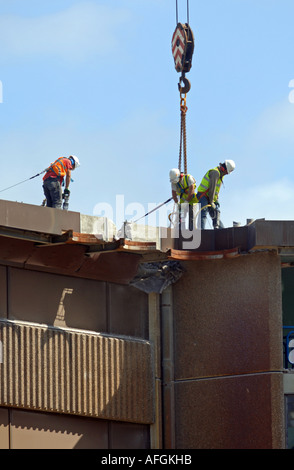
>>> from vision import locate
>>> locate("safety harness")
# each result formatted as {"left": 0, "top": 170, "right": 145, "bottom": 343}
{"left": 176, "top": 174, "right": 197, "bottom": 204}
{"left": 44, "top": 157, "right": 68, "bottom": 180}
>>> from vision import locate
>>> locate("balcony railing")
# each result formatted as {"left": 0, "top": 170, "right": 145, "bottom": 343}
{"left": 283, "top": 326, "right": 294, "bottom": 369}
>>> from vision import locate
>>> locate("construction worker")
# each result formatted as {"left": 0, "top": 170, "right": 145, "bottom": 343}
{"left": 169, "top": 168, "right": 198, "bottom": 230}
{"left": 196, "top": 159, "right": 235, "bottom": 229}
{"left": 43, "top": 155, "right": 80, "bottom": 209}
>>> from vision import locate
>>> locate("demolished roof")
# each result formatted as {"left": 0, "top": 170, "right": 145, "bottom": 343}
{"left": 0, "top": 200, "right": 294, "bottom": 289}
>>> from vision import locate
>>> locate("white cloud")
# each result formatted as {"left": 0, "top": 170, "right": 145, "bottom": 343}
{"left": 243, "top": 100, "right": 294, "bottom": 163}
{"left": 253, "top": 100, "right": 294, "bottom": 142}
{"left": 0, "top": 2, "right": 131, "bottom": 62}
{"left": 226, "top": 98, "right": 294, "bottom": 190}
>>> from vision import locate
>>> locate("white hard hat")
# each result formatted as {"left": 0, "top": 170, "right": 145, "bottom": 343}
{"left": 70, "top": 155, "right": 80, "bottom": 168}
{"left": 169, "top": 168, "right": 181, "bottom": 183}
{"left": 224, "top": 159, "right": 235, "bottom": 174}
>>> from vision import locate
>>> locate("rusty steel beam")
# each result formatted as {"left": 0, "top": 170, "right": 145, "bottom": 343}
{"left": 169, "top": 247, "right": 240, "bottom": 260}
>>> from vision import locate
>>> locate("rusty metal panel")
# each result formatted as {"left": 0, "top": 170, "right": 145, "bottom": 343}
{"left": 0, "top": 320, "right": 154, "bottom": 424}
{"left": 77, "top": 251, "right": 142, "bottom": 284}
{"left": 170, "top": 247, "right": 239, "bottom": 260}
{"left": 108, "top": 284, "right": 149, "bottom": 339}
{"left": 0, "top": 236, "right": 35, "bottom": 265}
{"left": 25, "top": 247, "right": 142, "bottom": 285}
{"left": 26, "top": 244, "right": 87, "bottom": 273}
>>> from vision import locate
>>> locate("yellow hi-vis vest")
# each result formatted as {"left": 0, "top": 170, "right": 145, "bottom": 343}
{"left": 197, "top": 167, "right": 222, "bottom": 202}
{"left": 176, "top": 174, "right": 198, "bottom": 205}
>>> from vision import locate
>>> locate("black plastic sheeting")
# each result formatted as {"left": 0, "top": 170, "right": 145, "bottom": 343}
{"left": 130, "top": 261, "right": 184, "bottom": 294}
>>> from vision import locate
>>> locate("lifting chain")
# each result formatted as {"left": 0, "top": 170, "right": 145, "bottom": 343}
{"left": 178, "top": 93, "right": 188, "bottom": 174}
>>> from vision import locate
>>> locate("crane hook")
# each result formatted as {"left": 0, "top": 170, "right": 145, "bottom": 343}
{"left": 178, "top": 73, "right": 191, "bottom": 94}
{"left": 172, "top": 22, "right": 194, "bottom": 93}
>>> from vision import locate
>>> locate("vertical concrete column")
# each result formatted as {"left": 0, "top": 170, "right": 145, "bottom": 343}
{"left": 172, "top": 253, "right": 285, "bottom": 448}
{"left": 148, "top": 293, "right": 162, "bottom": 449}
{"left": 160, "top": 286, "right": 176, "bottom": 449}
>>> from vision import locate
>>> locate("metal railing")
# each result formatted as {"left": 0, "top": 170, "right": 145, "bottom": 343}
{"left": 283, "top": 326, "right": 294, "bottom": 369}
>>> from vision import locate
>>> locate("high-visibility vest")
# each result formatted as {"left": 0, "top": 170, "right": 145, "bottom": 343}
{"left": 44, "top": 157, "right": 68, "bottom": 180}
{"left": 197, "top": 167, "right": 222, "bottom": 202}
{"left": 176, "top": 174, "right": 198, "bottom": 205}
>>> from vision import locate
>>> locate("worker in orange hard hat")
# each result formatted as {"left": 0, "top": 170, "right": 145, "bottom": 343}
{"left": 196, "top": 159, "right": 235, "bottom": 229}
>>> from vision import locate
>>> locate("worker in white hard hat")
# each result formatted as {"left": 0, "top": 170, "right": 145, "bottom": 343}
{"left": 169, "top": 168, "right": 198, "bottom": 230}
{"left": 196, "top": 160, "right": 235, "bottom": 229}
{"left": 43, "top": 155, "right": 80, "bottom": 209}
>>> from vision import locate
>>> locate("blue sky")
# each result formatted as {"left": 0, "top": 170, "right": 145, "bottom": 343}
{"left": 0, "top": 0, "right": 294, "bottom": 230}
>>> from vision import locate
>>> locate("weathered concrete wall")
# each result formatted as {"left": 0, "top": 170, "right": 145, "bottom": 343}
{"left": 172, "top": 251, "right": 285, "bottom": 449}
{"left": 80, "top": 214, "right": 116, "bottom": 241}
{"left": 0, "top": 264, "right": 153, "bottom": 448}
{"left": 0, "top": 320, "right": 153, "bottom": 424}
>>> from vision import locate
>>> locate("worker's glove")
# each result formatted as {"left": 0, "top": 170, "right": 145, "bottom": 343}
{"left": 210, "top": 202, "right": 216, "bottom": 210}
{"left": 64, "top": 188, "right": 70, "bottom": 196}
{"left": 215, "top": 201, "right": 220, "bottom": 209}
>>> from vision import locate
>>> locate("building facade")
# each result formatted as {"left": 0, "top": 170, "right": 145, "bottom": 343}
{"left": 0, "top": 200, "right": 293, "bottom": 448}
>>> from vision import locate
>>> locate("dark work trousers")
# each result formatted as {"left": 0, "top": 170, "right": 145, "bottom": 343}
{"left": 43, "top": 177, "right": 62, "bottom": 208}
{"left": 196, "top": 192, "right": 224, "bottom": 229}
{"left": 179, "top": 203, "right": 195, "bottom": 231}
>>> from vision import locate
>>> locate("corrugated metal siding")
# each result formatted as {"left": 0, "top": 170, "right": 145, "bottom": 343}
{"left": 0, "top": 320, "right": 154, "bottom": 424}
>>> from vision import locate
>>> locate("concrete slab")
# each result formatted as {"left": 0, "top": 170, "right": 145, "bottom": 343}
{"left": 0, "top": 199, "right": 80, "bottom": 235}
